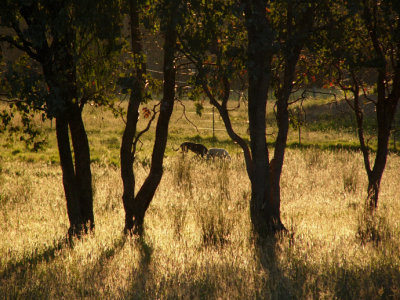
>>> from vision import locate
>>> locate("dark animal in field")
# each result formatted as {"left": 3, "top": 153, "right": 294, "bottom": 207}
{"left": 175, "top": 142, "right": 208, "bottom": 157}
{"left": 206, "top": 148, "right": 231, "bottom": 160}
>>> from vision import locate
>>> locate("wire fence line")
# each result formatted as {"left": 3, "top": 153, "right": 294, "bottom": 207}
{"left": 175, "top": 104, "right": 248, "bottom": 138}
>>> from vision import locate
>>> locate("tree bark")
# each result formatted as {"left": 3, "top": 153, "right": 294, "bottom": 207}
{"left": 121, "top": 98, "right": 140, "bottom": 231}
{"left": 243, "top": 0, "right": 285, "bottom": 237}
{"left": 351, "top": 69, "right": 398, "bottom": 212}
{"left": 56, "top": 116, "right": 84, "bottom": 235}
{"left": 366, "top": 95, "right": 395, "bottom": 210}
{"left": 43, "top": 37, "right": 94, "bottom": 236}
{"left": 124, "top": 7, "right": 177, "bottom": 235}
{"left": 68, "top": 103, "right": 94, "bottom": 230}
{"left": 358, "top": 1, "right": 400, "bottom": 212}
{"left": 121, "top": 0, "right": 146, "bottom": 232}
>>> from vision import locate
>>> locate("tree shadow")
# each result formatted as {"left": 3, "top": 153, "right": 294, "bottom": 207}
{"left": 0, "top": 236, "right": 71, "bottom": 281}
{"left": 255, "top": 232, "right": 400, "bottom": 299}
{"left": 254, "top": 233, "right": 298, "bottom": 300}
{"left": 69, "top": 234, "right": 129, "bottom": 298}
{"left": 86, "top": 234, "right": 127, "bottom": 273}
{"left": 329, "top": 259, "right": 400, "bottom": 299}
{"left": 125, "top": 236, "right": 154, "bottom": 299}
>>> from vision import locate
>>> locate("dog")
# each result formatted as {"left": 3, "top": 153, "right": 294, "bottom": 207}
{"left": 206, "top": 148, "right": 231, "bottom": 160}
{"left": 175, "top": 142, "right": 208, "bottom": 157}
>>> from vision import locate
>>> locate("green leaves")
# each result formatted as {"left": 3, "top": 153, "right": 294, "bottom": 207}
{"left": 117, "top": 76, "right": 138, "bottom": 95}
{"left": 0, "top": 0, "right": 125, "bottom": 147}
{"left": 195, "top": 102, "right": 204, "bottom": 117}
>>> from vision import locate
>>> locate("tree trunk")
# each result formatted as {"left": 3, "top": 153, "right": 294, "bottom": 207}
{"left": 68, "top": 103, "right": 94, "bottom": 230}
{"left": 55, "top": 103, "right": 94, "bottom": 236}
{"left": 121, "top": 0, "right": 146, "bottom": 233}
{"left": 121, "top": 98, "right": 140, "bottom": 232}
{"left": 366, "top": 109, "right": 393, "bottom": 211}
{"left": 360, "top": 4, "right": 400, "bottom": 213}
{"left": 352, "top": 69, "right": 398, "bottom": 213}
{"left": 367, "top": 176, "right": 380, "bottom": 211}
{"left": 56, "top": 116, "right": 84, "bottom": 235}
{"left": 243, "top": 0, "right": 285, "bottom": 237}
{"left": 272, "top": 45, "right": 302, "bottom": 232}
{"left": 43, "top": 42, "right": 94, "bottom": 236}
{"left": 124, "top": 11, "right": 177, "bottom": 235}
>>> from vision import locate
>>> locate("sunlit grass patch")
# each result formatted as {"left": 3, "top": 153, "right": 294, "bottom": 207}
{"left": 1, "top": 98, "right": 400, "bottom": 298}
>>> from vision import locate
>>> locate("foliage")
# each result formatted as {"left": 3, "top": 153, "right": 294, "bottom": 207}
{"left": 1, "top": 55, "right": 48, "bottom": 151}
{"left": 178, "top": 0, "right": 247, "bottom": 103}
{"left": 0, "top": 0, "right": 124, "bottom": 128}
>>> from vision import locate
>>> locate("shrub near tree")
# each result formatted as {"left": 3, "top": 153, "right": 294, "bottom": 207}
{"left": 0, "top": 0, "right": 122, "bottom": 236}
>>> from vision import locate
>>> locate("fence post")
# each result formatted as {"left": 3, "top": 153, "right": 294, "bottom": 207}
{"left": 212, "top": 106, "right": 215, "bottom": 138}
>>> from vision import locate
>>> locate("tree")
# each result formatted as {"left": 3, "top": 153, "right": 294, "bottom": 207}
{"left": 180, "top": 0, "right": 325, "bottom": 237}
{"left": 121, "top": 0, "right": 182, "bottom": 235}
{"left": 316, "top": 0, "right": 400, "bottom": 212}
{"left": 0, "top": 0, "right": 122, "bottom": 236}
{"left": 120, "top": 0, "right": 152, "bottom": 235}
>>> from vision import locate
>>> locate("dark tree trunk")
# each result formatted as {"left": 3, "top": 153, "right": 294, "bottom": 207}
{"left": 272, "top": 45, "right": 303, "bottom": 232}
{"left": 121, "top": 0, "right": 146, "bottom": 233}
{"left": 124, "top": 9, "right": 177, "bottom": 235}
{"left": 367, "top": 176, "right": 381, "bottom": 210}
{"left": 357, "top": 2, "right": 400, "bottom": 212}
{"left": 56, "top": 107, "right": 94, "bottom": 236}
{"left": 121, "top": 98, "right": 140, "bottom": 232}
{"left": 43, "top": 38, "right": 94, "bottom": 236}
{"left": 68, "top": 103, "right": 94, "bottom": 230}
{"left": 243, "top": 0, "right": 285, "bottom": 237}
{"left": 366, "top": 96, "right": 395, "bottom": 211}
{"left": 56, "top": 116, "right": 84, "bottom": 235}
{"left": 351, "top": 69, "right": 399, "bottom": 212}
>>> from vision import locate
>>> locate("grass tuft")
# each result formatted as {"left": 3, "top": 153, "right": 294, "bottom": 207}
{"left": 198, "top": 206, "right": 233, "bottom": 247}
{"left": 343, "top": 163, "right": 359, "bottom": 194}
{"left": 356, "top": 210, "right": 392, "bottom": 246}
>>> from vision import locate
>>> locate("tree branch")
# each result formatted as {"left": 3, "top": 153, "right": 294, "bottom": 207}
{"left": 174, "top": 99, "right": 199, "bottom": 133}
{"left": 132, "top": 101, "right": 160, "bottom": 158}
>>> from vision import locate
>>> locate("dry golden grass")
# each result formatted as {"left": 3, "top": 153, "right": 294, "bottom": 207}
{"left": 0, "top": 99, "right": 400, "bottom": 299}
{"left": 0, "top": 148, "right": 400, "bottom": 299}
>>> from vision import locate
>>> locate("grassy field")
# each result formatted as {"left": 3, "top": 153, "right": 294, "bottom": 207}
{"left": 1, "top": 97, "right": 400, "bottom": 299}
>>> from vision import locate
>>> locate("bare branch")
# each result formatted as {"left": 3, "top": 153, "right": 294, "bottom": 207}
{"left": 174, "top": 99, "right": 199, "bottom": 133}
{"left": 361, "top": 85, "right": 377, "bottom": 105}
{"left": 288, "top": 89, "right": 337, "bottom": 105}
{"left": 132, "top": 101, "right": 160, "bottom": 157}
{"left": 0, "top": 34, "right": 39, "bottom": 61}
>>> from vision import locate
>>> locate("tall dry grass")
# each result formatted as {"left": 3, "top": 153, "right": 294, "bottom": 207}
{"left": 1, "top": 147, "right": 400, "bottom": 299}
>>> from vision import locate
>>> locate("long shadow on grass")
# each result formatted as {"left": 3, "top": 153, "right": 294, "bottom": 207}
{"left": 75, "top": 234, "right": 128, "bottom": 297}
{"left": 85, "top": 234, "right": 127, "bottom": 274}
{"left": 329, "top": 258, "right": 400, "bottom": 299}
{"left": 0, "top": 236, "right": 71, "bottom": 281}
{"left": 257, "top": 235, "right": 400, "bottom": 299}
{"left": 125, "top": 241, "right": 228, "bottom": 299}
{"left": 124, "top": 236, "right": 155, "bottom": 299}
{"left": 255, "top": 235, "right": 298, "bottom": 299}
{"left": 283, "top": 250, "right": 400, "bottom": 299}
